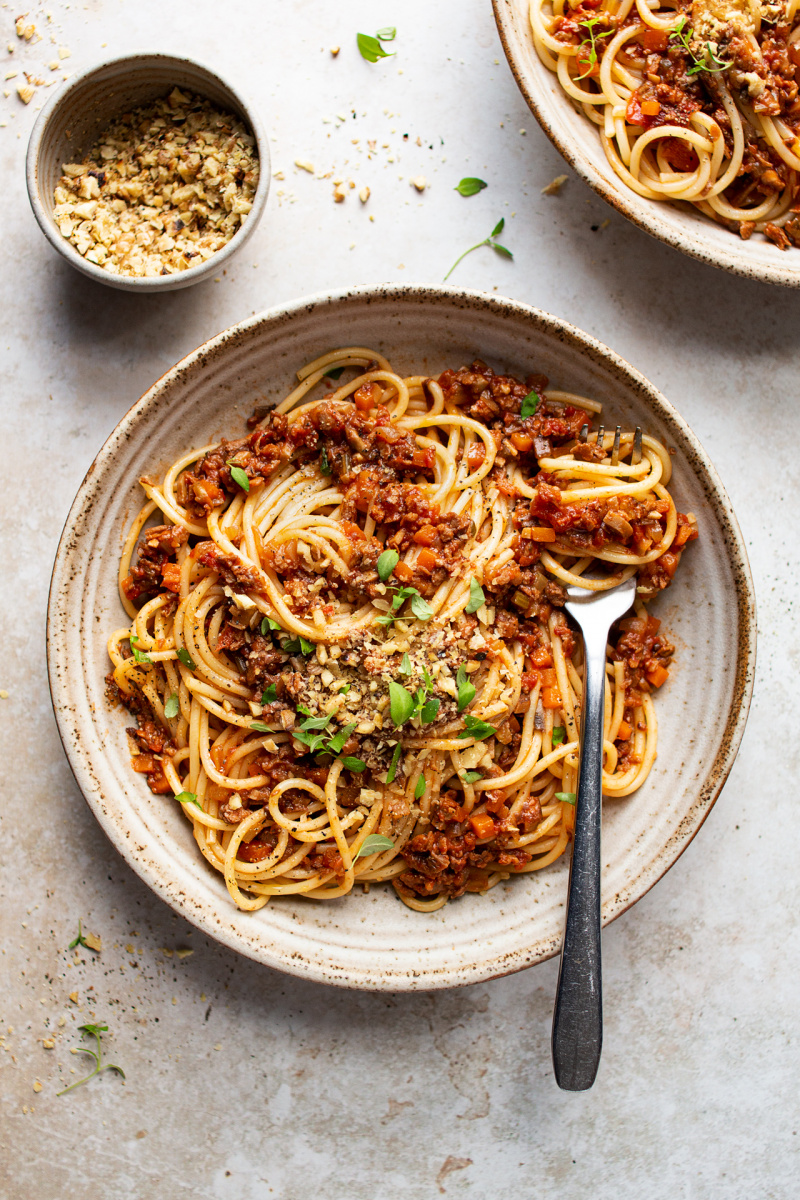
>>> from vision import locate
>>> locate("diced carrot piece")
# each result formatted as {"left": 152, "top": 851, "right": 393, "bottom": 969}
{"left": 469, "top": 813, "right": 497, "bottom": 840}
{"left": 132, "top": 754, "right": 155, "bottom": 773}
{"left": 529, "top": 646, "right": 554, "bottom": 669}
{"left": 616, "top": 720, "right": 632, "bottom": 741}
{"left": 161, "top": 562, "right": 181, "bottom": 593}
{"left": 658, "top": 550, "right": 680, "bottom": 578}
{"left": 412, "top": 526, "right": 438, "bottom": 546}
{"left": 466, "top": 444, "right": 486, "bottom": 470}
{"left": 641, "top": 99, "right": 661, "bottom": 116}
{"left": 642, "top": 27, "right": 668, "bottom": 51}
{"left": 646, "top": 665, "right": 669, "bottom": 688}
{"left": 392, "top": 561, "right": 414, "bottom": 584}
{"left": 353, "top": 383, "right": 377, "bottom": 411}
{"left": 510, "top": 431, "right": 534, "bottom": 453}
{"left": 538, "top": 667, "right": 558, "bottom": 687}
{"left": 542, "top": 686, "right": 563, "bottom": 709}
{"left": 530, "top": 526, "right": 556, "bottom": 543}
{"left": 148, "top": 761, "right": 173, "bottom": 794}
{"left": 417, "top": 548, "right": 439, "bottom": 571}
{"left": 413, "top": 446, "right": 436, "bottom": 470}
{"left": 645, "top": 614, "right": 661, "bottom": 636}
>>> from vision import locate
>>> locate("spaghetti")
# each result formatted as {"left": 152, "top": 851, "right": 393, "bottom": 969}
{"left": 107, "top": 349, "right": 698, "bottom": 912}
{"left": 530, "top": 0, "right": 800, "bottom": 249}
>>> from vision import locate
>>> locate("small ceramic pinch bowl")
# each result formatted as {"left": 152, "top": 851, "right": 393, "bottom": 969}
{"left": 26, "top": 52, "right": 269, "bottom": 293}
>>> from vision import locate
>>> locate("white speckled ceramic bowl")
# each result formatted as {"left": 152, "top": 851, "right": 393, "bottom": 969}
{"left": 26, "top": 52, "right": 269, "bottom": 293}
{"left": 47, "top": 285, "right": 756, "bottom": 990}
{"left": 493, "top": 0, "right": 800, "bottom": 288}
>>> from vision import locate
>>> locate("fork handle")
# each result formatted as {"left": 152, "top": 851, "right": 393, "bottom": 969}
{"left": 551, "top": 634, "right": 606, "bottom": 1091}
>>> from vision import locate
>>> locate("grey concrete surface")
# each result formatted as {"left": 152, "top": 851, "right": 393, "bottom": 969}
{"left": 0, "top": 1, "right": 798, "bottom": 1198}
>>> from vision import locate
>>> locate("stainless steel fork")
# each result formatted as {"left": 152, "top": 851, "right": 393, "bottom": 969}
{"left": 551, "top": 573, "right": 637, "bottom": 1091}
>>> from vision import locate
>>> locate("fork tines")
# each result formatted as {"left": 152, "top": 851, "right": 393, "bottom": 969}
{"left": 610, "top": 425, "right": 621, "bottom": 465}
{"left": 631, "top": 426, "right": 643, "bottom": 465}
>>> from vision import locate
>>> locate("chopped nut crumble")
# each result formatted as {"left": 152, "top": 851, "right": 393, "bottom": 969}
{"left": 52, "top": 87, "right": 259, "bottom": 278}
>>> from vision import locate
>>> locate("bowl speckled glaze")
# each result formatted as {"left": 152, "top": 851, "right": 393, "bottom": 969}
{"left": 26, "top": 52, "right": 269, "bottom": 293}
{"left": 493, "top": 0, "right": 800, "bottom": 289}
{"left": 47, "top": 286, "right": 756, "bottom": 990}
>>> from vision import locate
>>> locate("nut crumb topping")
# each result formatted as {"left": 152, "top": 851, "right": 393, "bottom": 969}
{"left": 52, "top": 87, "right": 259, "bottom": 277}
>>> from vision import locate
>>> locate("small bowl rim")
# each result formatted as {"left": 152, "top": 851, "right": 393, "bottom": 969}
{"left": 492, "top": 0, "right": 800, "bottom": 290}
{"left": 25, "top": 49, "right": 270, "bottom": 292}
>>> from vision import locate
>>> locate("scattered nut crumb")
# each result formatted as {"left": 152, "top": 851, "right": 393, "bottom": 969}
{"left": 5, "top": 70, "right": 17, "bottom": 79}
{"left": 176, "top": 948, "right": 193, "bottom": 959}
{"left": 33, "top": 1081, "right": 42, "bottom": 1093}
{"left": 57, "top": 46, "right": 70, "bottom": 59}
{"left": 0, "top": 690, "right": 8, "bottom": 699}
{"left": 411, "top": 175, "right": 427, "bottom": 192}
{"left": 82, "top": 931, "right": 101, "bottom": 953}
{"left": 294, "top": 158, "right": 314, "bottom": 173}
{"left": 333, "top": 184, "right": 346, "bottom": 202}
{"left": 359, "top": 185, "right": 370, "bottom": 203}
{"left": 213, "top": 1043, "right": 222, "bottom": 1051}
{"left": 541, "top": 174, "right": 568, "bottom": 196}
{"left": 330, "top": 46, "right": 340, "bottom": 56}
{"left": 599, "top": 217, "right": 611, "bottom": 230}
{"left": 17, "top": 83, "right": 34, "bottom": 104}
{"left": 42, "top": 1039, "right": 55, "bottom": 1050}
{"left": 68, "top": 992, "right": 78, "bottom": 1004}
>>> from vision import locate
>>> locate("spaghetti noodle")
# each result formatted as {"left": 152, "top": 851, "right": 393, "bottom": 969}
{"left": 107, "top": 349, "right": 698, "bottom": 912}
{"left": 530, "top": 0, "right": 800, "bottom": 248}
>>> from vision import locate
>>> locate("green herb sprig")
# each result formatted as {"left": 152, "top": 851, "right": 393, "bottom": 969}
{"left": 458, "top": 714, "right": 497, "bottom": 741}
{"left": 227, "top": 462, "right": 250, "bottom": 493}
{"left": 575, "top": 16, "right": 613, "bottom": 80}
{"left": 357, "top": 31, "right": 395, "bottom": 61}
{"left": 444, "top": 218, "right": 513, "bottom": 281}
{"left": 455, "top": 177, "right": 488, "bottom": 196}
{"left": 386, "top": 742, "right": 402, "bottom": 784}
{"left": 129, "top": 634, "right": 151, "bottom": 665}
{"left": 456, "top": 664, "right": 476, "bottom": 712}
{"left": 520, "top": 389, "right": 541, "bottom": 419}
{"left": 57, "top": 1024, "right": 125, "bottom": 1097}
{"left": 465, "top": 576, "right": 485, "bottom": 615}
{"left": 669, "top": 16, "right": 731, "bottom": 74}
{"left": 556, "top": 791, "right": 577, "bottom": 804}
{"left": 175, "top": 790, "right": 202, "bottom": 810}
{"left": 176, "top": 647, "right": 196, "bottom": 670}
{"left": 354, "top": 833, "right": 395, "bottom": 859}
{"left": 376, "top": 585, "right": 433, "bottom": 627}
{"left": 552, "top": 726, "right": 566, "bottom": 746}
{"left": 164, "top": 694, "right": 180, "bottom": 719}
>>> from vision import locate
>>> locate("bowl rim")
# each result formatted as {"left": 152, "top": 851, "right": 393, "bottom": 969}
{"left": 46, "top": 283, "right": 757, "bottom": 990}
{"left": 25, "top": 49, "right": 270, "bottom": 291}
{"left": 492, "top": 0, "right": 800, "bottom": 290}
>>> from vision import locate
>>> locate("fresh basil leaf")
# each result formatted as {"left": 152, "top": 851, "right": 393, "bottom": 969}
{"left": 326, "top": 723, "right": 357, "bottom": 755}
{"left": 175, "top": 791, "right": 202, "bottom": 809}
{"left": 176, "top": 647, "right": 196, "bottom": 670}
{"left": 410, "top": 592, "right": 433, "bottom": 621}
{"left": 399, "top": 652, "right": 412, "bottom": 675}
{"left": 320, "top": 445, "right": 331, "bottom": 476}
{"left": 261, "top": 616, "right": 282, "bottom": 635}
{"left": 357, "top": 32, "right": 393, "bottom": 61}
{"left": 465, "top": 576, "right": 485, "bottom": 615}
{"left": 261, "top": 684, "right": 278, "bottom": 705}
{"left": 388, "top": 680, "right": 415, "bottom": 726}
{"left": 376, "top": 614, "right": 394, "bottom": 627}
{"left": 341, "top": 756, "right": 367, "bottom": 772}
{"left": 283, "top": 636, "right": 315, "bottom": 655}
{"left": 422, "top": 666, "right": 433, "bottom": 690}
{"left": 300, "top": 711, "right": 334, "bottom": 732}
{"left": 556, "top": 791, "right": 577, "bottom": 805}
{"left": 164, "top": 694, "right": 180, "bottom": 719}
{"left": 551, "top": 726, "right": 566, "bottom": 746}
{"left": 324, "top": 366, "right": 345, "bottom": 380}
{"left": 520, "top": 389, "right": 541, "bottom": 419}
{"left": 250, "top": 722, "right": 273, "bottom": 733}
{"left": 455, "top": 177, "right": 488, "bottom": 197}
{"left": 386, "top": 742, "right": 402, "bottom": 784}
{"left": 420, "top": 697, "right": 441, "bottom": 725}
{"left": 228, "top": 463, "right": 250, "bottom": 493}
{"left": 462, "top": 770, "right": 482, "bottom": 783}
{"left": 458, "top": 714, "right": 496, "bottom": 741}
{"left": 491, "top": 217, "right": 505, "bottom": 237}
{"left": 456, "top": 664, "right": 476, "bottom": 712}
{"left": 414, "top": 775, "right": 426, "bottom": 800}
{"left": 292, "top": 729, "right": 327, "bottom": 753}
{"left": 376, "top": 25, "right": 397, "bottom": 40}
{"left": 377, "top": 549, "right": 399, "bottom": 581}
{"left": 354, "top": 833, "right": 395, "bottom": 859}
{"left": 492, "top": 242, "right": 513, "bottom": 259}
{"left": 129, "top": 634, "right": 151, "bottom": 665}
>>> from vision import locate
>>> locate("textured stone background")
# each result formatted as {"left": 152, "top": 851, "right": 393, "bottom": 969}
{"left": 1, "top": 1, "right": 798, "bottom": 1197}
